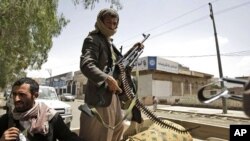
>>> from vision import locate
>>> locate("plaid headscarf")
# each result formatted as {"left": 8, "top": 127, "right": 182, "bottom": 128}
{"left": 12, "top": 102, "right": 57, "bottom": 135}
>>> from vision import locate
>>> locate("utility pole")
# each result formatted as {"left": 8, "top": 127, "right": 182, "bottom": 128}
{"left": 209, "top": 3, "right": 227, "bottom": 114}
{"left": 46, "top": 69, "right": 52, "bottom": 86}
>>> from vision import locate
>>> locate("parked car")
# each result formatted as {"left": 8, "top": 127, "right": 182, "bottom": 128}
{"left": 60, "top": 93, "right": 75, "bottom": 101}
{"left": 4, "top": 86, "right": 73, "bottom": 128}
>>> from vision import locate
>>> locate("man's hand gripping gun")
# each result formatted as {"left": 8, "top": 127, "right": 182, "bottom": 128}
{"left": 78, "top": 34, "right": 150, "bottom": 128}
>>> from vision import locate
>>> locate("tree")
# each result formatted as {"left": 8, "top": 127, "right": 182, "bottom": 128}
{"left": 0, "top": 0, "right": 122, "bottom": 89}
{"left": 73, "top": 0, "right": 122, "bottom": 10}
{"left": 0, "top": 0, "right": 69, "bottom": 88}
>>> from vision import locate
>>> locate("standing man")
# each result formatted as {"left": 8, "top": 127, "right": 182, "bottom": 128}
{"left": 79, "top": 8, "right": 123, "bottom": 141}
{"left": 79, "top": 8, "right": 143, "bottom": 141}
{"left": 152, "top": 96, "right": 158, "bottom": 112}
{"left": 0, "top": 77, "right": 82, "bottom": 141}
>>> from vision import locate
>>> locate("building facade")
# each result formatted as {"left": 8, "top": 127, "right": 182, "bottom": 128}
{"left": 45, "top": 72, "right": 74, "bottom": 95}
{"left": 45, "top": 56, "right": 214, "bottom": 99}
{"left": 132, "top": 56, "right": 213, "bottom": 98}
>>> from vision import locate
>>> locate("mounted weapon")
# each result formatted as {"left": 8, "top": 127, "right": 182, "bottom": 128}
{"left": 198, "top": 77, "right": 250, "bottom": 117}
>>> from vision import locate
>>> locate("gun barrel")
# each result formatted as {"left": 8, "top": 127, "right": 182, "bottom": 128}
{"left": 120, "top": 34, "right": 150, "bottom": 65}
{"left": 141, "top": 34, "right": 150, "bottom": 44}
{"left": 221, "top": 77, "right": 247, "bottom": 85}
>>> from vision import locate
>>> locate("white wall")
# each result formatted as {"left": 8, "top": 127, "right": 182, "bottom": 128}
{"left": 152, "top": 80, "right": 172, "bottom": 97}
{"left": 138, "top": 74, "right": 152, "bottom": 97}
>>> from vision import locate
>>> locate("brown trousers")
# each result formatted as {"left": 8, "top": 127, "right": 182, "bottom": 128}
{"left": 79, "top": 94, "right": 124, "bottom": 141}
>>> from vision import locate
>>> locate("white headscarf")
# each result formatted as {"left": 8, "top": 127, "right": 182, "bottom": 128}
{"left": 90, "top": 8, "right": 119, "bottom": 38}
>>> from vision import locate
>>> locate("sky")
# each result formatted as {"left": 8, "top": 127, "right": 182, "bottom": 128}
{"left": 27, "top": 0, "right": 250, "bottom": 78}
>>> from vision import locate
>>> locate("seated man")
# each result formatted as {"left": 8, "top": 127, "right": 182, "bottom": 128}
{"left": 0, "top": 77, "right": 83, "bottom": 141}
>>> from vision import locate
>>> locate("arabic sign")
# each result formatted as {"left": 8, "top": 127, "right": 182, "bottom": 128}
{"left": 156, "top": 57, "right": 178, "bottom": 73}
{"left": 133, "top": 56, "right": 179, "bottom": 73}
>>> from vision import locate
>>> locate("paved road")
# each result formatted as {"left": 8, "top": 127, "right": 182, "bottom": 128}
{"left": 66, "top": 99, "right": 83, "bottom": 130}
{"left": 157, "top": 105, "right": 250, "bottom": 126}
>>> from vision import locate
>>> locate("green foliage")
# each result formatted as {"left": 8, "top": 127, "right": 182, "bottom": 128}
{"left": 73, "top": 0, "right": 122, "bottom": 10}
{"left": 0, "top": 0, "right": 122, "bottom": 88}
{"left": 0, "top": 0, "right": 69, "bottom": 88}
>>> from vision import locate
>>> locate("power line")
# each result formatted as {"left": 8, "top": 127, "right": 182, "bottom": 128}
{"left": 49, "top": 50, "right": 250, "bottom": 71}
{"left": 223, "top": 50, "right": 250, "bottom": 56}
{"left": 149, "top": 15, "right": 208, "bottom": 40}
{"left": 160, "top": 50, "right": 250, "bottom": 58}
{"left": 117, "top": 1, "right": 217, "bottom": 45}
{"left": 215, "top": 1, "right": 250, "bottom": 15}
{"left": 120, "top": 0, "right": 250, "bottom": 49}
{"left": 150, "top": 1, "right": 250, "bottom": 41}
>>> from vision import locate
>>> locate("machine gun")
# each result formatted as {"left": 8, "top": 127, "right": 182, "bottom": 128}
{"left": 96, "top": 34, "right": 150, "bottom": 107}
{"left": 102, "top": 33, "right": 192, "bottom": 133}
{"left": 198, "top": 77, "right": 248, "bottom": 103}
{"left": 197, "top": 77, "right": 250, "bottom": 117}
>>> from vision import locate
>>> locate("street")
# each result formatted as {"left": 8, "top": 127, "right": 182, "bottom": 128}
{"left": 66, "top": 99, "right": 83, "bottom": 130}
